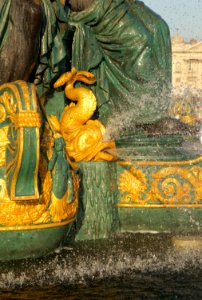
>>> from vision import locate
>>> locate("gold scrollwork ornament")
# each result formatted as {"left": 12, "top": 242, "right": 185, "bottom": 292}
{"left": 119, "top": 166, "right": 202, "bottom": 207}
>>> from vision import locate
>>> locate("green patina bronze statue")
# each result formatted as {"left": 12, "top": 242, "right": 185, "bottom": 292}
{"left": 68, "top": 0, "right": 172, "bottom": 125}
{"left": 0, "top": 0, "right": 201, "bottom": 261}
{"left": 0, "top": 0, "right": 67, "bottom": 87}
{"left": 0, "top": 0, "right": 172, "bottom": 124}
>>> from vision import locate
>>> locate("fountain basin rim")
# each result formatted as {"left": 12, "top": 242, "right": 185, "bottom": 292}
{"left": 0, "top": 217, "right": 75, "bottom": 231}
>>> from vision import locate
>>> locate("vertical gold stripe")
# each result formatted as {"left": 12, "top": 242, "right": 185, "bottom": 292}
{"left": 19, "top": 81, "right": 31, "bottom": 111}
{"left": 34, "top": 128, "right": 40, "bottom": 199}
{"left": 31, "top": 83, "right": 38, "bottom": 111}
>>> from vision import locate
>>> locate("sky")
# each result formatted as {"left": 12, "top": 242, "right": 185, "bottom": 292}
{"left": 143, "top": 0, "right": 202, "bottom": 41}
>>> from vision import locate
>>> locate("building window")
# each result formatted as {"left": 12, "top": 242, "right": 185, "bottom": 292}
{"left": 175, "top": 62, "right": 181, "bottom": 73}
{"left": 187, "top": 77, "right": 197, "bottom": 85}
{"left": 188, "top": 59, "right": 198, "bottom": 72}
{"left": 175, "top": 78, "right": 181, "bottom": 86}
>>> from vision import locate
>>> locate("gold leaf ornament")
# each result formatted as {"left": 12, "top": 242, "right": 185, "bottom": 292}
{"left": 4, "top": 92, "right": 17, "bottom": 115}
{"left": 0, "top": 104, "right": 6, "bottom": 123}
{"left": 0, "top": 92, "right": 17, "bottom": 123}
{"left": 53, "top": 68, "right": 116, "bottom": 162}
{"left": 119, "top": 167, "right": 147, "bottom": 201}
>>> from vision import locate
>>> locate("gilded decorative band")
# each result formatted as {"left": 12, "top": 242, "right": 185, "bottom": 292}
{"left": 14, "top": 111, "right": 41, "bottom": 128}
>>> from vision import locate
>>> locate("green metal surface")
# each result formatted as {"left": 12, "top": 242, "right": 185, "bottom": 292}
{"left": 0, "top": 224, "right": 72, "bottom": 261}
{"left": 118, "top": 208, "right": 202, "bottom": 235}
{"left": 48, "top": 137, "right": 71, "bottom": 199}
{"left": 70, "top": 0, "right": 171, "bottom": 125}
{"left": 0, "top": 0, "right": 67, "bottom": 90}
{"left": 116, "top": 134, "right": 196, "bottom": 161}
{"left": 75, "top": 162, "right": 120, "bottom": 241}
{"left": 0, "top": 0, "right": 11, "bottom": 50}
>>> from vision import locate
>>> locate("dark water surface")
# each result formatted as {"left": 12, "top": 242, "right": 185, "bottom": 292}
{"left": 0, "top": 234, "right": 201, "bottom": 299}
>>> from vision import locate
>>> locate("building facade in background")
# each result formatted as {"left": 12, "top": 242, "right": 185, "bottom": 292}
{"left": 172, "top": 34, "right": 202, "bottom": 95}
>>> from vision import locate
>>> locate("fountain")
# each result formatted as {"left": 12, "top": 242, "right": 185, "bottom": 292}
{"left": 0, "top": 0, "right": 201, "bottom": 263}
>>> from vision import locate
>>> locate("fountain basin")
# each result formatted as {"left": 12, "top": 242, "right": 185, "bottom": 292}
{"left": 73, "top": 134, "right": 202, "bottom": 240}
{"left": 0, "top": 222, "right": 73, "bottom": 261}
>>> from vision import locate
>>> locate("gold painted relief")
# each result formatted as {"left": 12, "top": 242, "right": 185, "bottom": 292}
{"left": 0, "top": 91, "right": 17, "bottom": 123}
{"left": 0, "top": 179, "right": 9, "bottom": 200}
{"left": 118, "top": 166, "right": 202, "bottom": 207}
{"left": 118, "top": 155, "right": 202, "bottom": 167}
{"left": 52, "top": 68, "right": 116, "bottom": 162}
{"left": 0, "top": 124, "right": 79, "bottom": 227}
{"left": 4, "top": 82, "right": 41, "bottom": 201}
{"left": 0, "top": 126, "right": 9, "bottom": 167}
{"left": 0, "top": 168, "right": 79, "bottom": 227}
{"left": 119, "top": 168, "right": 148, "bottom": 203}
{"left": 49, "top": 171, "right": 79, "bottom": 223}
{"left": 169, "top": 97, "right": 198, "bottom": 126}
{"left": 0, "top": 81, "right": 79, "bottom": 228}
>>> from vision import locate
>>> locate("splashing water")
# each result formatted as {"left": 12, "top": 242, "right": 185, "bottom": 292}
{"left": 0, "top": 233, "right": 201, "bottom": 299}
{"left": 103, "top": 87, "right": 202, "bottom": 163}
{"left": 104, "top": 86, "right": 170, "bottom": 141}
